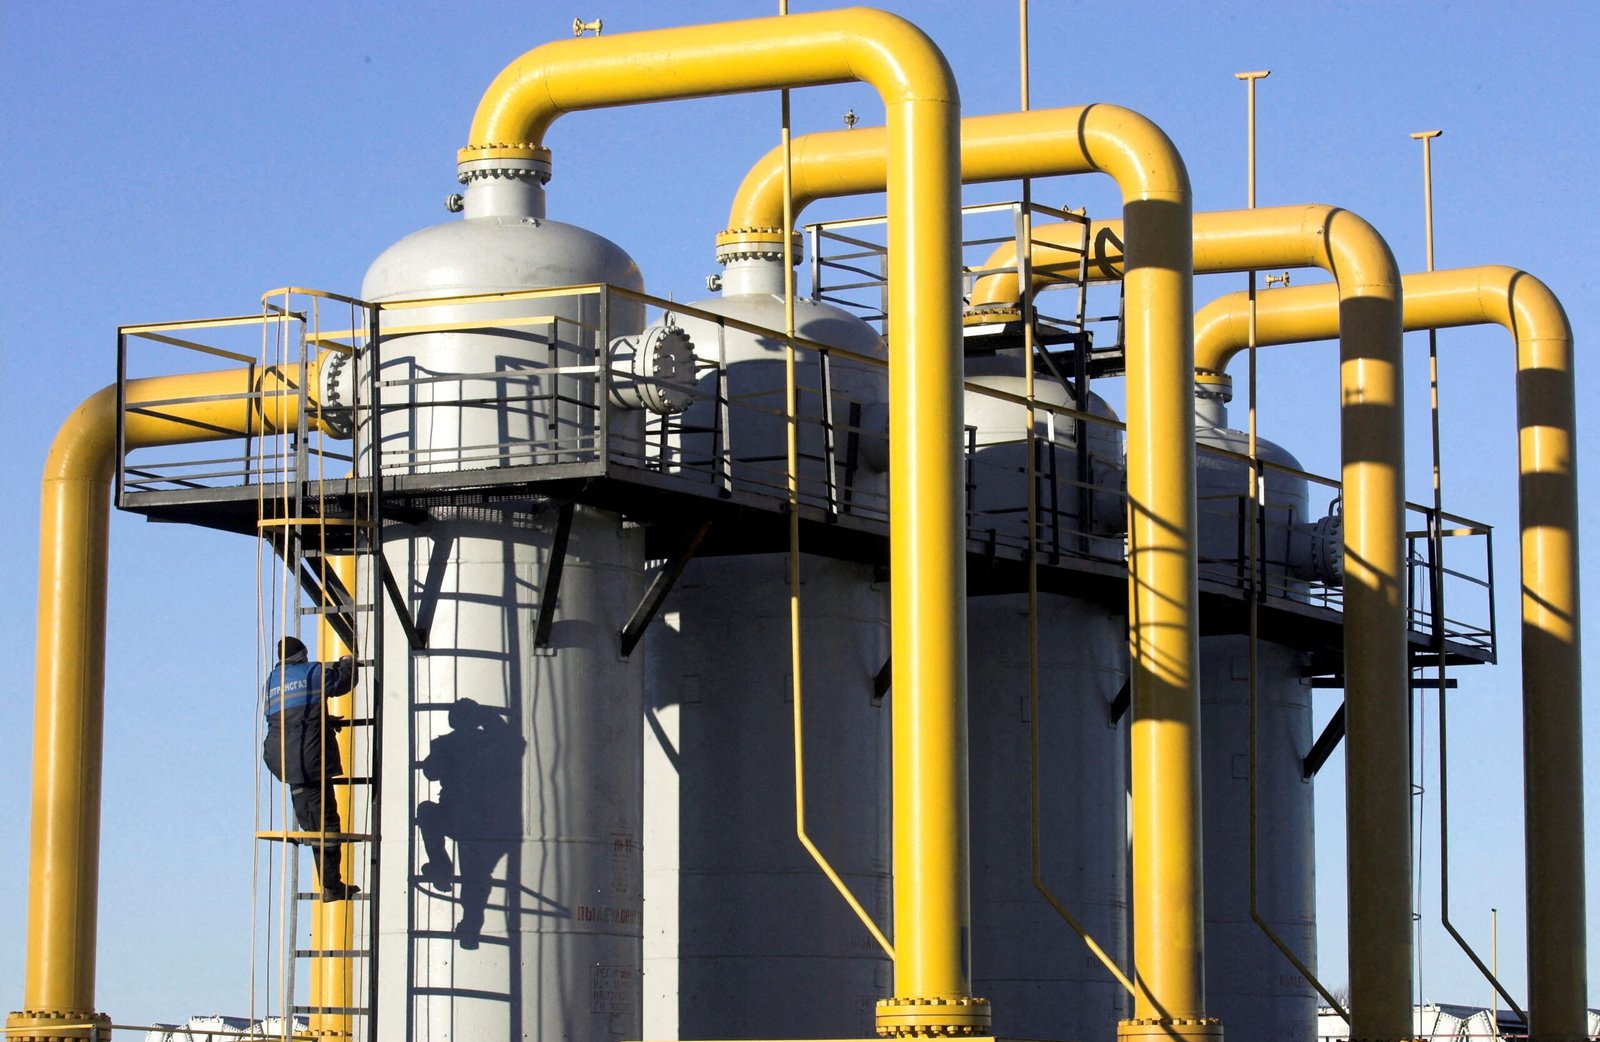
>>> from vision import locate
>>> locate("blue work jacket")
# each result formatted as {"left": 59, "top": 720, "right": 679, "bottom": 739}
{"left": 262, "top": 659, "right": 356, "bottom": 787}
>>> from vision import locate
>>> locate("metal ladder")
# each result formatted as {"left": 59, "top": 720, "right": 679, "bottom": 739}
{"left": 252, "top": 290, "right": 391, "bottom": 1042}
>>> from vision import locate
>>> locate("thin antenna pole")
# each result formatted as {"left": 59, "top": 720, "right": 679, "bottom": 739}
{"left": 1234, "top": 67, "right": 1347, "bottom": 1023}
{"left": 1414, "top": 127, "right": 1527, "bottom": 1024}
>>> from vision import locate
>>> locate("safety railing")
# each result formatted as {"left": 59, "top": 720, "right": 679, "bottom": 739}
{"left": 809, "top": 199, "right": 1126, "bottom": 363}
{"left": 114, "top": 281, "right": 1496, "bottom": 660}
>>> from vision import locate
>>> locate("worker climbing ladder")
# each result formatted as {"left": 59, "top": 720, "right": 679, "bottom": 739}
{"left": 251, "top": 289, "right": 387, "bottom": 1042}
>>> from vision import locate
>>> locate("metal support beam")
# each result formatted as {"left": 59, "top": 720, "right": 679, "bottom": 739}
{"left": 377, "top": 557, "right": 427, "bottom": 651}
{"left": 619, "top": 521, "right": 712, "bottom": 659}
{"left": 533, "top": 501, "right": 576, "bottom": 651}
{"left": 1303, "top": 703, "right": 1346, "bottom": 779}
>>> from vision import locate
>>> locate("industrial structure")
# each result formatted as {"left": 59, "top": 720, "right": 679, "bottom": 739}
{"left": 8, "top": 8, "right": 1587, "bottom": 1042}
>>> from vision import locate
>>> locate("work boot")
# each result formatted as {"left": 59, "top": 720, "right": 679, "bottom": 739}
{"left": 319, "top": 846, "right": 361, "bottom": 902}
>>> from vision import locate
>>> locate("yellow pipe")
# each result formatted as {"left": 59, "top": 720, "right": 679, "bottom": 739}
{"left": 975, "top": 205, "right": 1411, "bottom": 1038}
{"left": 460, "top": 10, "right": 979, "bottom": 1029}
{"left": 311, "top": 555, "right": 359, "bottom": 1041}
{"left": 10, "top": 363, "right": 318, "bottom": 1040}
{"left": 1194, "top": 266, "right": 1586, "bottom": 1041}
{"left": 722, "top": 106, "right": 1209, "bottom": 1035}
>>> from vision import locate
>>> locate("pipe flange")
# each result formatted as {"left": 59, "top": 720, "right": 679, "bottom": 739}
{"left": 456, "top": 143, "right": 553, "bottom": 185}
{"left": 1194, "top": 370, "right": 1234, "bottom": 403}
{"left": 318, "top": 350, "right": 355, "bottom": 438}
{"left": 874, "top": 995, "right": 991, "bottom": 1037}
{"left": 6, "top": 1008, "right": 113, "bottom": 1042}
{"left": 962, "top": 305, "right": 1022, "bottom": 327}
{"left": 1117, "top": 1016, "right": 1223, "bottom": 1040}
{"left": 715, "top": 226, "right": 802, "bottom": 265}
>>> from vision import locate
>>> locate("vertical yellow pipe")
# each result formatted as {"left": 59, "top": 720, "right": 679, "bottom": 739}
{"left": 1194, "top": 266, "right": 1585, "bottom": 1041}
{"left": 458, "top": 11, "right": 981, "bottom": 1030}
{"left": 310, "top": 555, "right": 358, "bottom": 1041}
{"left": 721, "top": 104, "right": 1208, "bottom": 1037}
{"left": 10, "top": 365, "right": 315, "bottom": 1040}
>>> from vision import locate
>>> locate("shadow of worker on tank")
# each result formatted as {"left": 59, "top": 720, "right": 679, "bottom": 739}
{"left": 417, "top": 697, "right": 525, "bottom": 949}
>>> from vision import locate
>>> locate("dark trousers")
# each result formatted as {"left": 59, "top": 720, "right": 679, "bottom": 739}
{"left": 291, "top": 781, "right": 345, "bottom": 885}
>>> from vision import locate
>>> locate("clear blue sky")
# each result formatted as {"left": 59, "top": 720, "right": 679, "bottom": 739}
{"left": 2, "top": 0, "right": 1596, "bottom": 1027}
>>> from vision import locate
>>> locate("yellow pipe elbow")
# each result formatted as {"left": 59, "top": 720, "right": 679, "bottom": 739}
{"left": 18, "top": 363, "right": 319, "bottom": 1029}
{"left": 722, "top": 105, "right": 1187, "bottom": 247}
{"left": 1191, "top": 264, "right": 1585, "bottom": 1039}
{"left": 982, "top": 202, "right": 1409, "bottom": 1035}
{"left": 463, "top": 7, "right": 956, "bottom": 158}
{"left": 718, "top": 102, "right": 1207, "bottom": 1028}
{"left": 465, "top": 11, "right": 980, "bottom": 1023}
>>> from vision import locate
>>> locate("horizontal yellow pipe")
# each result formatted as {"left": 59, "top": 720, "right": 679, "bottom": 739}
{"left": 462, "top": 10, "right": 983, "bottom": 1023}
{"left": 720, "top": 107, "right": 1214, "bottom": 1028}
{"left": 17, "top": 364, "right": 316, "bottom": 1029}
{"left": 1194, "top": 266, "right": 1586, "bottom": 1039}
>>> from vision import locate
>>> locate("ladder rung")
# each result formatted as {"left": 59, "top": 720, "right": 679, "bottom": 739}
{"left": 331, "top": 777, "right": 373, "bottom": 785}
{"left": 300, "top": 603, "right": 373, "bottom": 616}
{"left": 293, "top": 1005, "right": 367, "bottom": 1016}
{"left": 297, "top": 890, "right": 372, "bottom": 901}
{"left": 256, "top": 830, "right": 372, "bottom": 842}
{"left": 295, "top": 948, "right": 371, "bottom": 958}
{"left": 261, "top": 517, "right": 376, "bottom": 530}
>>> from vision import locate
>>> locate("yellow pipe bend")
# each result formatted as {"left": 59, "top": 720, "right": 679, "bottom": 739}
{"left": 717, "top": 104, "right": 1206, "bottom": 1032}
{"left": 14, "top": 365, "right": 316, "bottom": 1035}
{"left": 1194, "top": 265, "right": 1585, "bottom": 1041}
{"left": 721, "top": 106, "right": 1188, "bottom": 244}
{"left": 464, "top": 11, "right": 982, "bottom": 1026}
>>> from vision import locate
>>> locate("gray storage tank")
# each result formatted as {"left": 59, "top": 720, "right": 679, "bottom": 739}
{"left": 642, "top": 249, "right": 893, "bottom": 1037}
{"left": 365, "top": 153, "right": 648, "bottom": 1042}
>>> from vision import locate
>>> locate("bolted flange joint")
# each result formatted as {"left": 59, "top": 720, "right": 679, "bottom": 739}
{"left": 875, "top": 995, "right": 992, "bottom": 1037}
{"left": 962, "top": 304, "right": 1022, "bottom": 327}
{"left": 1193, "top": 369, "right": 1234, "bottom": 403}
{"left": 455, "top": 143, "right": 553, "bottom": 185}
{"left": 715, "top": 226, "right": 803, "bottom": 266}
{"left": 6, "top": 1008, "right": 113, "bottom": 1042}
{"left": 1117, "top": 1016, "right": 1223, "bottom": 1041}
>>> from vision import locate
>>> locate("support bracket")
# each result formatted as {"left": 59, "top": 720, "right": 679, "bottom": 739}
{"left": 1303, "top": 702, "right": 1346, "bottom": 779}
{"left": 619, "top": 521, "right": 713, "bottom": 659}
{"left": 533, "top": 501, "right": 577, "bottom": 651}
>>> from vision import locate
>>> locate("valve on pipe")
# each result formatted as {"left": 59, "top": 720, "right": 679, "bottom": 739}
{"left": 1287, "top": 505, "right": 1344, "bottom": 585}
{"left": 608, "top": 322, "right": 699, "bottom": 414}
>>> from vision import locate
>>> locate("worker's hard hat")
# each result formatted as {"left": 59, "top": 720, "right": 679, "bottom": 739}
{"left": 279, "top": 636, "right": 308, "bottom": 661}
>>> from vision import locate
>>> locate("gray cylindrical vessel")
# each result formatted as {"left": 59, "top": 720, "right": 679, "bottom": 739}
{"left": 365, "top": 164, "right": 649, "bottom": 1042}
{"left": 963, "top": 349, "right": 1130, "bottom": 1041}
{"left": 643, "top": 255, "right": 893, "bottom": 1038}
{"left": 1194, "top": 389, "right": 1318, "bottom": 1042}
